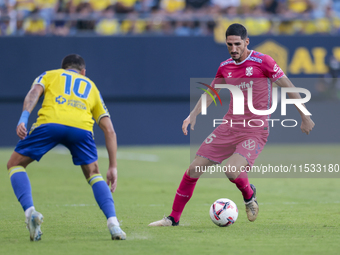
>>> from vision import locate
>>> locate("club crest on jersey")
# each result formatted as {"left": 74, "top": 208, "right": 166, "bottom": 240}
{"left": 227, "top": 72, "right": 232, "bottom": 78}
{"left": 245, "top": 67, "right": 253, "bottom": 76}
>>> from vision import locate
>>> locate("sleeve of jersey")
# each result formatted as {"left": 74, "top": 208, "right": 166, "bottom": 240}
{"left": 92, "top": 90, "right": 110, "bottom": 124}
{"left": 211, "top": 65, "right": 226, "bottom": 89}
{"left": 262, "top": 55, "right": 285, "bottom": 83}
{"left": 32, "top": 71, "right": 48, "bottom": 91}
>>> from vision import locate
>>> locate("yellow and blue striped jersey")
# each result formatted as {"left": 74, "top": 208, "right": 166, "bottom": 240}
{"left": 32, "top": 69, "right": 109, "bottom": 132}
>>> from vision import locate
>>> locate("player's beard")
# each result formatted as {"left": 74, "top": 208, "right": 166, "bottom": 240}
{"left": 231, "top": 46, "right": 245, "bottom": 62}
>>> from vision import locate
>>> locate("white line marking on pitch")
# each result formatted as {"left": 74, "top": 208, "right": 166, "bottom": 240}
{"left": 60, "top": 204, "right": 164, "bottom": 207}
{"left": 61, "top": 201, "right": 340, "bottom": 207}
{"left": 52, "top": 146, "right": 159, "bottom": 162}
{"left": 203, "top": 201, "right": 340, "bottom": 206}
{"left": 62, "top": 204, "right": 96, "bottom": 207}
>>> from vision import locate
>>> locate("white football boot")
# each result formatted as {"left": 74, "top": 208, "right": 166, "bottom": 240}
{"left": 26, "top": 210, "right": 44, "bottom": 241}
{"left": 148, "top": 216, "right": 179, "bottom": 226}
{"left": 245, "top": 184, "right": 259, "bottom": 222}
{"left": 108, "top": 224, "right": 126, "bottom": 240}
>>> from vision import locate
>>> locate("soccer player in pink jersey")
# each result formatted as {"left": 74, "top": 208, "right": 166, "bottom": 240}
{"left": 149, "top": 23, "right": 315, "bottom": 226}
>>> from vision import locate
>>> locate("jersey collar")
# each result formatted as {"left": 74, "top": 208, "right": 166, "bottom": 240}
{"left": 234, "top": 50, "right": 253, "bottom": 65}
{"left": 67, "top": 69, "right": 79, "bottom": 73}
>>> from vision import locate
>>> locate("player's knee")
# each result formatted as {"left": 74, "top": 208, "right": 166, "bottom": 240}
{"left": 225, "top": 171, "right": 238, "bottom": 181}
{"left": 188, "top": 156, "right": 215, "bottom": 178}
{"left": 225, "top": 165, "right": 244, "bottom": 180}
{"left": 90, "top": 169, "right": 100, "bottom": 176}
{"left": 7, "top": 158, "right": 17, "bottom": 170}
{"left": 89, "top": 164, "right": 100, "bottom": 176}
{"left": 188, "top": 165, "right": 195, "bottom": 173}
{"left": 187, "top": 165, "right": 202, "bottom": 178}
{"left": 81, "top": 161, "right": 100, "bottom": 179}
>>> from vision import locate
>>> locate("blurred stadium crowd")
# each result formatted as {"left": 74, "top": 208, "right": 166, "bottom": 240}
{"left": 0, "top": 0, "right": 339, "bottom": 36}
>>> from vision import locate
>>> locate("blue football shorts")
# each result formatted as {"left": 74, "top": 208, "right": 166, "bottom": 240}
{"left": 15, "top": 123, "right": 98, "bottom": 165}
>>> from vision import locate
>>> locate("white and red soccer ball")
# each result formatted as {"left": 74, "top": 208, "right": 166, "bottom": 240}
{"left": 209, "top": 198, "right": 238, "bottom": 227}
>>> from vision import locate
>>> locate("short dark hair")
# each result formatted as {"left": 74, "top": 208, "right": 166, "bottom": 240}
{"left": 225, "top": 23, "right": 248, "bottom": 40}
{"left": 61, "top": 54, "right": 86, "bottom": 71}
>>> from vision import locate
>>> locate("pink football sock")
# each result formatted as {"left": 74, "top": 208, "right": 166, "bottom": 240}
{"left": 169, "top": 171, "right": 199, "bottom": 222}
{"left": 229, "top": 170, "right": 254, "bottom": 200}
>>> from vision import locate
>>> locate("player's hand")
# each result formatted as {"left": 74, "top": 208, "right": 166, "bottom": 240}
{"left": 301, "top": 116, "right": 315, "bottom": 135}
{"left": 16, "top": 123, "right": 27, "bottom": 140}
{"left": 182, "top": 115, "right": 196, "bottom": 135}
{"left": 106, "top": 167, "right": 118, "bottom": 193}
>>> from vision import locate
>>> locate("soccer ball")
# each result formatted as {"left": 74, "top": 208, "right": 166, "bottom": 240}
{"left": 209, "top": 198, "right": 238, "bottom": 227}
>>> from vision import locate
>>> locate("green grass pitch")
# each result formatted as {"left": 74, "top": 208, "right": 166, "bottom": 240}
{"left": 0, "top": 145, "right": 339, "bottom": 255}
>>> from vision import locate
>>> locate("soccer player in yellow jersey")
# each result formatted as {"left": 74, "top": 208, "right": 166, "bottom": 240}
{"left": 7, "top": 54, "right": 126, "bottom": 241}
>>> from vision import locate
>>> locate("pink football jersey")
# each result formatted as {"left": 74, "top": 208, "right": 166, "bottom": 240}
{"left": 212, "top": 50, "right": 285, "bottom": 133}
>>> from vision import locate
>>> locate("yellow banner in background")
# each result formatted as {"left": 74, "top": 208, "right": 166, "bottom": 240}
{"left": 254, "top": 40, "right": 288, "bottom": 74}
{"left": 253, "top": 41, "right": 332, "bottom": 75}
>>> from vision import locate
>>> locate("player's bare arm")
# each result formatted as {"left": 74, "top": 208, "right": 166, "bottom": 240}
{"left": 99, "top": 116, "right": 118, "bottom": 193}
{"left": 182, "top": 87, "right": 221, "bottom": 135}
{"left": 17, "top": 84, "right": 44, "bottom": 140}
{"left": 274, "top": 76, "right": 315, "bottom": 135}
{"left": 23, "top": 85, "right": 44, "bottom": 112}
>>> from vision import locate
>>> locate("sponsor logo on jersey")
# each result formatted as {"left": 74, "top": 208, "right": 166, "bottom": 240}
{"left": 56, "top": 96, "right": 86, "bottom": 110}
{"left": 236, "top": 80, "right": 253, "bottom": 90}
{"left": 56, "top": 95, "right": 66, "bottom": 104}
{"left": 272, "top": 69, "right": 283, "bottom": 79}
{"left": 272, "top": 64, "right": 283, "bottom": 79}
{"left": 242, "top": 139, "right": 256, "bottom": 150}
{"left": 227, "top": 72, "right": 232, "bottom": 77}
{"left": 248, "top": 56, "right": 262, "bottom": 63}
{"left": 67, "top": 100, "right": 86, "bottom": 110}
{"left": 245, "top": 66, "right": 253, "bottom": 76}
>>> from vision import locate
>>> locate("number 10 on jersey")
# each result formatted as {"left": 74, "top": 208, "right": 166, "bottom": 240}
{"left": 61, "top": 73, "right": 92, "bottom": 99}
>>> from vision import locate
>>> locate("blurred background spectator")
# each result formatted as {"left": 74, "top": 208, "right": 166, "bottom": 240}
{"left": 115, "top": 0, "right": 138, "bottom": 13}
{"left": 186, "top": 0, "right": 210, "bottom": 10}
{"left": 22, "top": 9, "right": 46, "bottom": 35}
{"left": 211, "top": 0, "right": 240, "bottom": 14}
{"left": 95, "top": 5, "right": 120, "bottom": 35}
{"left": 35, "top": 0, "right": 59, "bottom": 26}
{"left": 0, "top": 0, "right": 340, "bottom": 36}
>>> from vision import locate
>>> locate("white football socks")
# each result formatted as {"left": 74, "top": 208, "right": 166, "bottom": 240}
{"left": 107, "top": 216, "right": 120, "bottom": 227}
{"left": 24, "top": 206, "right": 35, "bottom": 220}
